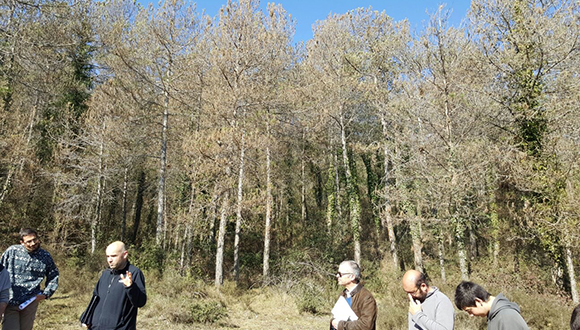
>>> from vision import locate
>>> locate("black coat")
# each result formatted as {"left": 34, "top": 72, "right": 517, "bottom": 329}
{"left": 89, "top": 262, "right": 147, "bottom": 330}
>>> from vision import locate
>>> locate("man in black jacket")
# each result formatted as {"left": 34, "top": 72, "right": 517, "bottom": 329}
{"left": 82, "top": 241, "right": 147, "bottom": 330}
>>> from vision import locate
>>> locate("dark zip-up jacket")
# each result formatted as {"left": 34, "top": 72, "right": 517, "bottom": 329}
{"left": 90, "top": 262, "right": 147, "bottom": 330}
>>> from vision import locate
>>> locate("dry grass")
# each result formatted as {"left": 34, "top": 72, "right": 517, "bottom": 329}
{"left": 29, "top": 259, "right": 579, "bottom": 330}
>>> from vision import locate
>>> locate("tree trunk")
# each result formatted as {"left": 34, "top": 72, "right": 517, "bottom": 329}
{"left": 215, "top": 189, "right": 229, "bottom": 287}
{"left": 233, "top": 130, "right": 245, "bottom": 283}
{"left": 132, "top": 171, "right": 145, "bottom": 244}
{"left": 334, "top": 152, "right": 343, "bottom": 224}
{"left": 380, "top": 112, "right": 399, "bottom": 270}
{"left": 91, "top": 120, "right": 106, "bottom": 254}
{"left": 469, "top": 222, "right": 477, "bottom": 260}
{"left": 156, "top": 88, "right": 169, "bottom": 246}
{"left": 438, "top": 228, "right": 446, "bottom": 282}
{"left": 301, "top": 130, "right": 307, "bottom": 223}
{"left": 409, "top": 209, "right": 423, "bottom": 273}
{"left": 121, "top": 166, "right": 128, "bottom": 241}
{"left": 326, "top": 161, "right": 336, "bottom": 234}
{"left": 455, "top": 216, "right": 469, "bottom": 281}
{"left": 490, "top": 196, "right": 500, "bottom": 267}
{"left": 566, "top": 242, "right": 579, "bottom": 303}
{"left": 340, "top": 111, "right": 361, "bottom": 265}
{"left": 263, "top": 126, "right": 272, "bottom": 279}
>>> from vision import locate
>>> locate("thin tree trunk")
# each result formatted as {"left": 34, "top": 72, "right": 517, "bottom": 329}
{"left": 566, "top": 243, "right": 578, "bottom": 303}
{"left": 233, "top": 130, "right": 245, "bottom": 283}
{"left": 409, "top": 208, "right": 423, "bottom": 273}
{"left": 334, "top": 152, "right": 342, "bottom": 223}
{"left": 132, "top": 171, "right": 145, "bottom": 244}
{"left": 456, "top": 216, "right": 469, "bottom": 281}
{"left": 339, "top": 111, "right": 361, "bottom": 265}
{"left": 301, "top": 130, "right": 307, "bottom": 223}
{"left": 263, "top": 124, "right": 272, "bottom": 279}
{"left": 91, "top": 121, "right": 106, "bottom": 254}
{"left": 215, "top": 189, "right": 229, "bottom": 287}
{"left": 380, "top": 112, "right": 398, "bottom": 270}
{"left": 326, "top": 161, "right": 336, "bottom": 234}
{"left": 469, "top": 222, "right": 477, "bottom": 260}
{"left": 156, "top": 62, "right": 171, "bottom": 246}
{"left": 490, "top": 195, "right": 500, "bottom": 267}
{"left": 121, "top": 166, "right": 128, "bottom": 241}
{"left": 438, "top": 228, "right": 446, "bottom": 282}
{"left": 156, "top": 103, "right": 169, "bottom": 246}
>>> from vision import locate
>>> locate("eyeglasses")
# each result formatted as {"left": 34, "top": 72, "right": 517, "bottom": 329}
{"left": 335, "top": 272, "right": 353, "bottom": 278}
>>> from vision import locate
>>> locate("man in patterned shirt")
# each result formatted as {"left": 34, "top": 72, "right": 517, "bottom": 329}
{"left": 0, "top": 228, "right": 59, "bottom": 330}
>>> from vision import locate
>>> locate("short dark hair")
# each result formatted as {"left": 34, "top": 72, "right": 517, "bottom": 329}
{"left": 19, "top": 228, "right": 38, "bottom": 240}
{"left": 571, "top": 304, "right": 580, "bottom": 330}
{"left": 454, "top": 281, "right": 491, "bottom": 310}
{"left": 415, "top": 272, "right": 429, "bottom": 288}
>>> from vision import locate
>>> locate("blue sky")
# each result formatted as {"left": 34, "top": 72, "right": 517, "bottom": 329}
{"left": 142, "top": 0, "right": 472, "bottom": 43}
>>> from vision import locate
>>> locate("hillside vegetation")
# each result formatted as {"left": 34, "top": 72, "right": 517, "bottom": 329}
{"left": 1, "top": 0, "right": 580, "bottom": 328}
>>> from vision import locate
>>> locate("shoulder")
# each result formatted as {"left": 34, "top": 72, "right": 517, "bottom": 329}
{"left": 37, "top": 249, "right": 57, "bottom": 263}
{"left": 38, "top": 248, "right": 54, "bottom": 257}
{"left": 4, "top": 245, "right": 23, "bottom": 254}
{"left": 358, "top": 285, "right": 376, "bottom": 301}
{"left": 128, "top": 264, "right": 144, "bottom": 276}
{"left": 432, "top": 288, "right": 453, "bottom": 302}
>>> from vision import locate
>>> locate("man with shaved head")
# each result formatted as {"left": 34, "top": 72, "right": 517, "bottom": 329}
{"left": 81, "top": 241, "right": 146, "bottom": 330}
{"left": 402, "top": 270, "right": 454, "bottom": 330}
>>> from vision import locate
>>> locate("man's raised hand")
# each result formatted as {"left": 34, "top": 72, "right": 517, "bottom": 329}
{"left": 120, "top": 271, "right": 133, "bottom": 287}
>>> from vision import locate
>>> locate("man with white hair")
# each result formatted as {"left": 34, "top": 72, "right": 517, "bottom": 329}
{"left": 330, "top": 260, "right": 377, "bottom": 330}
{"left": 81, "top": 241, "right": 147, "bottom": 330}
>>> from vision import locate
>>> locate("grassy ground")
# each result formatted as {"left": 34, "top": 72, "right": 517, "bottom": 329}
{"left": 35, "top": 284, "right": 330, "bottom": 330}
{"left": 31, "top": 259, "right": 577, "bottom": 330}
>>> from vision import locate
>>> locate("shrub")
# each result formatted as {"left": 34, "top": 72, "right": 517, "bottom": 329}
{"left": 293, "top": 281, "right": 329, "bottom": 314}
{"left": 189, "top": 300, "right": 228, "bottom": 323}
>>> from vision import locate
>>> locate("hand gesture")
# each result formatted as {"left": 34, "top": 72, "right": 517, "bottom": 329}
{"left": 408, "top": 293, "right": 422, "bottom": 315}
{"left": 120, "top": 271, "right": 133, "bottom": 287}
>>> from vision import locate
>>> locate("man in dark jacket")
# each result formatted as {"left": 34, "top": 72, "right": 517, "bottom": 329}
{"left": 330, "top": 260, "right": 377, "bottom": 330}
{"left": 82, "top": 241, "right": 146, "bottom": 330}
{"left": 454, "top": 281, "right": 529, "bottom": 330}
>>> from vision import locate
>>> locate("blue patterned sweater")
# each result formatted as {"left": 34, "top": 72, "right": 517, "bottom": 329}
{"left": 0, "top": 245, "right": 59, "bottom": 305}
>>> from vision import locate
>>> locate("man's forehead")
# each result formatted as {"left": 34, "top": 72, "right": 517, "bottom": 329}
{"left": 106, "top": 246, "right": 124, "bottom": 255}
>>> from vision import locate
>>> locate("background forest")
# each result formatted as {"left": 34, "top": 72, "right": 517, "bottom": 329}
{"left": 1, "top": 0, "right": 580, "bottom": 328}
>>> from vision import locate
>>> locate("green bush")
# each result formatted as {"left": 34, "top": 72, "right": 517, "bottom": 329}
{"left": 189, "top": 300, "right": 228, "bottom": 323}
{"left": 132, "top": 242, "right": 165, "bottom": 272}
{"left": 294, "top": 281, "right": 329, "bottom": 314}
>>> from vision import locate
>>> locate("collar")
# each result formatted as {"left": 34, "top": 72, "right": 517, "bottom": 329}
{"left": 109, "top": 261, "right": 130, "bottom": 275}
{"left": 342, "top": 283, "right": 364, "bottom": 298}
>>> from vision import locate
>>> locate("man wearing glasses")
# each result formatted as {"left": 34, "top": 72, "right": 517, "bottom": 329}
{"left": 330, "top": 260, "right": 377, "bottom": 330}
{"left": 0, "top": 228, "right": 59, "bottom": 330}
{"left": 402, "top": 270, "right": 454, "bottom": 330}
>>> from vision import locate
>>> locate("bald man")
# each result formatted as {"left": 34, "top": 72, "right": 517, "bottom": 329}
{"left": 402, "top": 270, "right": 454, "bottom": 330}
{"left": 81, "top": 241, "right": 147, "bottom": 330}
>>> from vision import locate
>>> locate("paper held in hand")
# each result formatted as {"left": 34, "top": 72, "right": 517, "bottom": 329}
{"left": 19, "top": 296, "right": 37, "bottom": 310}
{"left": 331, "top": 296, "right": 358, "bottom": 321}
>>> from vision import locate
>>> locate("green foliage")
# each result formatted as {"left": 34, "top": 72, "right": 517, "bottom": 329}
{"left": 188, "top": 300, "right": 228, "bottom": 323}
{"left": 293, "top": 281, "right": 330, "bottom": 314}
{"left": 132, "top": 242, "right": 165, "bottom": 272}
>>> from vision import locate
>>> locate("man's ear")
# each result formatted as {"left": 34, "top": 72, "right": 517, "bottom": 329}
{"left": 474, "top": 298, "right": 484, "bottom": 307}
